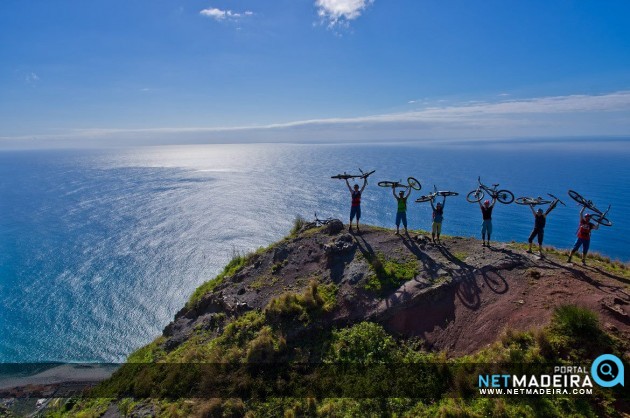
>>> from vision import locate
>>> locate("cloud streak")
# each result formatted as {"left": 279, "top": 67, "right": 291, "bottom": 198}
{"left": 2, "top": 91, "right": 630, "bottom": 148}
{"left": 200, "top": 7, "right": 253, "bottom": 21}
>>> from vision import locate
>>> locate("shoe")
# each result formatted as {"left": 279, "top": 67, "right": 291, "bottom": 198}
{"left": 566, "top": 257, "right": 572, "bottom": 263}
{"left": 348, "top": 226, "right": 352, "bottom": 232}
{"left": 582, "top": 260, "right": 586, "bottom": 265}
{"left": 526, "top": 249, "right": 532, "bottom": 254}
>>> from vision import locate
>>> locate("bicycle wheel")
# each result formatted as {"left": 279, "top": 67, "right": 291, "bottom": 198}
{"left": 360, "top": 170, "right": 376, "bottom": 179}
{"left": 407, "top": 177, "right": 422, "bottom": 190}
{"left": 437, "top": 191, "right": 458, "bottom": 197}
{"left": 415, "top": 195, "right": 433, "bottom": 203}
{"left": 568, "top": 190, "right": 589, "bottom": 206}
{"left": 590, "top": 213, "right": 613, "bottom": 227}
{"left": 466, "top": 190, "right": 484, "bottom": 203}
{"left": 496, "top": 189, "right": 515, "bottom": 204}
{"left": 378, "top": 181, "right": 398, "bottom": 188}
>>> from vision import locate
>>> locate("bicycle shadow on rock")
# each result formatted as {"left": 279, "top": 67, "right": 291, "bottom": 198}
{"left": 546, "top": 258, "right": 628, "bottom": 295}
{"left": 588, "top": 265, "right": 630, "bottom": 286}
{"left": 485, "top": 245, "right": 533, "bottom": 267}
{"left": 397, "top": 233, "right": 442, "bottom": 280}
{"left": 434, "top": 244, "right": 482, "bottom": 310}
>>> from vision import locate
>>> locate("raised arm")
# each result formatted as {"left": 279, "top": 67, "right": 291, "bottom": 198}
{"left": 430, "top": 198, "right": 436, "bottom": 210}
{"left": 404, "top": 186, "right": 412, "bottom": 198}
{"left": 490, "top": 197, "right": 497, "bottom": 208}
{"left": 345, "top": 178, "right": 352, "bottom": 193}
{"left": 579, "top": 206, "right": 586, "bottom": 222}
{"left": 360, "top": 177, "right": 367, "bottom": 193}
{"left": 441, "top": 196, "right": 446, "bottom": 208}
{"left": 528, "top": 204, "right": 536, "bottom": 216}
{"left": 392, "top": 186, "right": 397, "bottom": 198}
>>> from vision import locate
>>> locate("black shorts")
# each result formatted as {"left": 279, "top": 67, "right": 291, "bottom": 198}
{"left": 528, "top": 227, "right": 544, "bottom": 245}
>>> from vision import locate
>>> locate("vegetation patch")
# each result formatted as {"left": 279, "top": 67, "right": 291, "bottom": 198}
{"left": 453, "top": 251, "right": 468, "bottom": 262}
{"left": 290, "top": 215, "right": 307, "bottom": 236}
{"left": 126, "top": 336, "right": 166, "bottom": 363}
{"left": 249, "top": 274, "right": 278, "bottom": 290}
{"left": 324, "top": 322, "right": 397, "bottom": 364}
{"left": 186, "top": 246, "right": 269, "bottom": 308}
{"left": 271, "top": 259, "right": 288, "bottom": 274}
{"left": 265, "top": 280, "right": 337, "bottom": 324}
{"left": 364, "top": 252, "right": 419, "bottom": 293}
{"left": 57, "top": 305, "right": 627, "bottom": 417}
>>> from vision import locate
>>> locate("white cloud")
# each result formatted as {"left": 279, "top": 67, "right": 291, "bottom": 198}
{"left": 200, "top": 7, "right": 253, "bottom": 21}
{"left": 25, "top": 72, "right": 40, "bottom": 85}
{"left": 316, "top": 0, "right": 374, "bottom": 27}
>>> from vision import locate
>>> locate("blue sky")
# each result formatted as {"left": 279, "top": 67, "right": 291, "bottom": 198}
{"left": 1, "top": 0, "right": 630, "bottom": 146}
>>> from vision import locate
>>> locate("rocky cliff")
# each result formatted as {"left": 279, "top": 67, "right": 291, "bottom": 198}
{"left": 35, "top": 223, "right": 630, "bottom": 416}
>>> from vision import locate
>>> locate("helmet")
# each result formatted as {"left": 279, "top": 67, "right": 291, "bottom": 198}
{"left": 537, "top": 208, "right": 543, "bottom": 213}
{"left": 584, "top": 213, "right": 591, "bottom": 219}
{"left": 484, "top": 200, "right": 490, "bottom": 206}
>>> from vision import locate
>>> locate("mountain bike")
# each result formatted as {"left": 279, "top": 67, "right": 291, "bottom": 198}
{"left": 303, "top": 213, "right": 342, "bottom": 229}
{"left": 331, "top": 168, "right": 375, "bottom": 180}
{"left": 377, "top": 177, "right": 421, "bottom": 190}
{"left": 415, "top": 185, "right": 458, "bottom": 203}
{"left": 515, "top": 193, "right": 566, "bottom": 207}
{"left": 466, "top": 176, "right": 514, "bottom": 204}
{"left": 568, "top": 190, "right": 612, "bottom": 226}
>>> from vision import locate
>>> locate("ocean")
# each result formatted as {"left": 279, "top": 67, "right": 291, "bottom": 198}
{"left": 0, "top": 140, "right": 628, "bottom": 362}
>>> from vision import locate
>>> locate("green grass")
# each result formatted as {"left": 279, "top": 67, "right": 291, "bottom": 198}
{"left": 364, "top": 252, "right": 419, "bottom": 293}
{"left": 126, "top": 336, "right": 166, "bottom": 362}
{"left": 249, "top": 274, "right": 278, "bottom": 290}
{"left": 507, "top": 242, "right": 630, "bottom": 280}
{"left": 186, "top": 245, "right": 271, "bottom": 308}
{"left": 453, "top": 251, "right": 468, "bottom": 262}
{"left": 271, "top": 259, "right": 287, "bottom": 274}
{"left": 324, "top": 322, "right": 397, "bottom": 363}
{"left": 290, "top": 215, "right": 307, "bottom": 236}
{"left": 57, "top": 304, "right": 626, "bottom": 417}
{"left": 186, "top": 252, "right": 249, "bottom": 308}
{"left": 265, "top": 280, "right": 337, "bottom": 323}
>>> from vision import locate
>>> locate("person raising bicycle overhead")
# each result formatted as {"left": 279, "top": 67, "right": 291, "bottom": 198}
{"left": 431, "top": 196, "right": 446, "bottom": 243}
{"left": 345, "top": 177, "right": 367, "bottom": 232}
{"left": 527, "top": 200, "right": 558, "bottom": 256}
{"left": 567, "top": 206, "right": 599, "bottom": 265}
{"left": 479, "top": 198, "right": 496, "bottom": 246}
{"left": 393, "top": 186, "right": 411, "bottom": 235}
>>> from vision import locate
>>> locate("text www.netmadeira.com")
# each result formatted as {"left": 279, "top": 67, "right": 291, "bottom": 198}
{"left": 479, "top": 388, "right": 593, "bottom": 395}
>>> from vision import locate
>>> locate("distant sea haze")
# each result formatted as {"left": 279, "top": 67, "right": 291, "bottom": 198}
{"left": 0, "top": 140, "right": 628, "bottom": 362}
